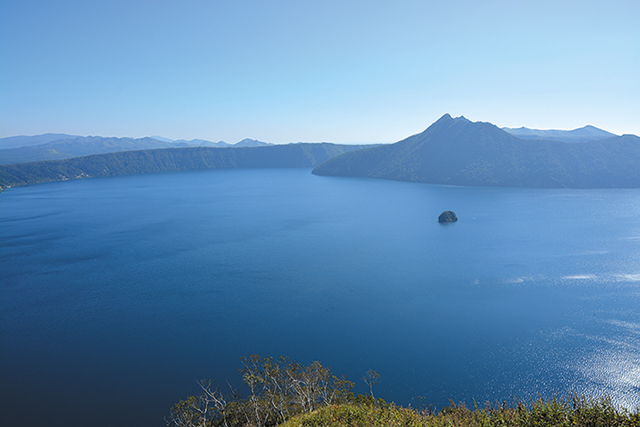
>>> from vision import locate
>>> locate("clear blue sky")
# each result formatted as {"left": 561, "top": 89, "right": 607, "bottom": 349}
{"left": 1, "top": 0, "right": 638, "bottom": 143}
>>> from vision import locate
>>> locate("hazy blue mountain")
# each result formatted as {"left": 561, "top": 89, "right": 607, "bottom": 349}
{"left": 502, "top": 125, "right": 617, "bottom": 142}
{"left": 188, "top": 139, "right": 229, "bottom": 147}
{"left": 167, "top": 138, "right": 228, "bottom": 147}
{"left": 149, "top": 135, "right": 176, "bottom": 143}
{"left": 151, "top": 136, "right": 229, "bottom": 146}
{"left": 0, "top": 133, "right": 81, "bottom": 149}
{"left": 0, "top": 134, "right": 278, "bottom": 164}
{"left": 312, "top": 114, "right": 640, "bottom": 188}
{"left": 0, "top": 143, "right": 371, "bottom": 190}
{"left": 234, "top": 138, "right": 272, "bottom": 147}
{"left": 0, "top": 136, "right": 180, "bottom": 165}
{"left": 151, "top": 137, "right": 272, "bottom": 147}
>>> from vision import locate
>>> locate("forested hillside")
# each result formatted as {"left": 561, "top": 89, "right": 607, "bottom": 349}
{"left": 0, "top": 143, "right": 369, "bottom": 191}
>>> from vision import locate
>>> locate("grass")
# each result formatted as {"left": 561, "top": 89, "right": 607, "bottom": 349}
{"left": 282, "top": 394, "right": 640, "bottom": 427}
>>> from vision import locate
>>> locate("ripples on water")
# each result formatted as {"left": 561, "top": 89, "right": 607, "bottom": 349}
{"left": 1, "top": 168, "right": 639, "bottom": 427}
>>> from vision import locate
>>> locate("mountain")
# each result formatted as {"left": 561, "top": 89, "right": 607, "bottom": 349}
{"left": 0, "top": 133, "right": 81, "bottom": 149}
{"left": 150, "top": 138, "right": 271, "bottom": 148}
{"left": 149, "top": 135, "right": 176, "bottom": 143}
{"left": 0, "top": 135, "right": 276, "bottom": 164}
{"left": 312, "top": 114, "right": 640, "bottom": 188}
{"left": 0, "top": 143, "right": 371, "bottom": 191}
{"left": 0, "top": 136, "right": 181, "bottom": 165}
{"left": 502, "top": 125, "right": 617, "bottom": 142}
{"left": 151, "top": 136, "right": 231, "bottom": 146}
{"left": 170, "top": 138, "right": 229, "bottom": 147}
{"left": 234, "top": 138, "right": 272, "bottom": 147}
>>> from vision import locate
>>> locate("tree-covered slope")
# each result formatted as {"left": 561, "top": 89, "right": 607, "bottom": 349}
{"left": 0, "top": 143, "right": 368, "bottom": 191}
{"left": 312, "top": 114, "right": 640, "bottom": 188}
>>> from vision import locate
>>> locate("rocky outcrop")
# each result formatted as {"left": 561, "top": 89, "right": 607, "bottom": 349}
{"left": 438, "top": 211, "right": 458, "bottom": 223}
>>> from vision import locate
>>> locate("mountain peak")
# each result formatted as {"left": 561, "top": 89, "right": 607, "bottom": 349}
{"left": 431, "top": 114, "right": 472, "bottom": 127}
{"left": 423, "top": 114, "right": 480, "bottom": 134}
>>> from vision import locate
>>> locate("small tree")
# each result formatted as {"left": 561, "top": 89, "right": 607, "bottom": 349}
{"left": 166, "top": 380, "right": 228, "bottom": 427}
{"left": 363, "top": 369, "right": 380, "bottom": 400}
{"left": 170, "top": 355, "right": 356, "bottom": 427}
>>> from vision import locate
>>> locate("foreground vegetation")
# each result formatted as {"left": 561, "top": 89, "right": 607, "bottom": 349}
{"left": 167, "top": 355, "right": 640, "bottom": 427}
{"left": 283, "top": 396, "right": 640, "bottom": 427}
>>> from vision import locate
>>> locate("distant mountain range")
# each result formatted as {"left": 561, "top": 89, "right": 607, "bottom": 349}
{"left": 0, "top": 133, "right": 82, "bottom": 149}
{"left": 502, "top": 125, "right": 617, "bottom": 142}
{"left": 312, "top": 114, "right": 640, "bottom": 188}
{"left": 0, "top": 135, "right": 272, "bottom": 165}
{"left": 151, "top": 136, "right": 272, "bottom": 148}
{"left": 2, "top": 116, "right": 639, "bottom": 190}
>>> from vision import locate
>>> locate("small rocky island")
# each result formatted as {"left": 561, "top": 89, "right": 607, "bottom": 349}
{"left": 438, "top": 211, "right": 458, "bottom": 223}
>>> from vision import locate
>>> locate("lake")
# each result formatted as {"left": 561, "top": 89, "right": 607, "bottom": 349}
{"left": 1, "top": 168, "right": 639, "bottom": 426}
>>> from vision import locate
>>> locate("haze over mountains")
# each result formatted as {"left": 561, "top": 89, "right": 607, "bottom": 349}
{"left": 0, "top": 135, "right": 272, "bottom": 165}
{"left": 1, "top": 115, "right": 639, "bottom": 190}
{"left": 502, "top": 125, "right": 617, "bottom": 142}
{"left": 312, "top": 114, "right": 640, "bottom": 188}
{"left": 151, "top": 136, "right": 273, "bottom": 148}
{"left": 0, "top": 133, "right": 83, "bottom": 149}
{"left": 0, "top": 120, "right": 622, "bottom": 166}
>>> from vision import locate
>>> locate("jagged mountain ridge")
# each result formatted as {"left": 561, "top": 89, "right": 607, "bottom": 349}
{"left": 502, "top": 125, "right": 617, "bottom": 142}
{"left": 312, "top": 114, "right": 640, "bottom": 188}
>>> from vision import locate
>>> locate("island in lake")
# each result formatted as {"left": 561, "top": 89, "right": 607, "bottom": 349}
{"left": 438, "top": 211, "right": 458, "bottom": 223}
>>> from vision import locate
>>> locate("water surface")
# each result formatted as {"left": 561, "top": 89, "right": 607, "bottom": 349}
{"left": 1, "top": 168, "right": 639, "bottom": 426}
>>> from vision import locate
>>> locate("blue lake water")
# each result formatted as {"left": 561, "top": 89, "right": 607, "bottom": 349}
{"left": 1, "top": 167, "right": 640, "bottom": 426}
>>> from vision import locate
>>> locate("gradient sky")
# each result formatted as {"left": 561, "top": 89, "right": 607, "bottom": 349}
{"left": 1, "top": 0, "right": 638, "bottom": 143}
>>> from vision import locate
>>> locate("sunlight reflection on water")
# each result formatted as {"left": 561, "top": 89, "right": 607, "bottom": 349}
{"left": 575, "top": 348, "right": 640, "bottom": 409}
